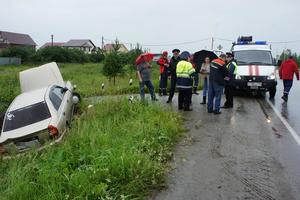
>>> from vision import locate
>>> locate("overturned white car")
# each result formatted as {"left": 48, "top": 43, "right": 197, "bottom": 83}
{"left": 0, "top": 62, "right": 80, "bottom": 154}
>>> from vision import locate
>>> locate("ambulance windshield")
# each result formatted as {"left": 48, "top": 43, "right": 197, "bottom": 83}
{"left": 234, "top": 50, "right": 273, "bottom": 66}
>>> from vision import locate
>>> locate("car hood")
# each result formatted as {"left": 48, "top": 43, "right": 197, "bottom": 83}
{"left": 0, "top": 118, "right": 51, "bottom": 144}
{"left": 20, "top": 62, "right": 64, "bottom": 93}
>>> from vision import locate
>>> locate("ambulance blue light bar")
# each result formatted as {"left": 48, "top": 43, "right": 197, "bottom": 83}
{"left": 255, "top": 41, "right": 267, "bottom": 45}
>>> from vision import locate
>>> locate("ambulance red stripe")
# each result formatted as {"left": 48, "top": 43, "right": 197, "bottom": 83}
{"left": 255, "top": 65, "right": 259, "bottom": 76}
{"left": 248, "top": 65, "right": 253, "bottom": 75}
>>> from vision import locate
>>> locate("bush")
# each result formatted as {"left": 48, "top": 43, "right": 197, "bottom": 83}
{"left": 32, "top": 47, "right": 89, "bottom": 63}
{"left": 0, "top": 46, "right": 35, "bottom": 63}
{"left": 88, "top": 51, "right": 105, "bottom": 63}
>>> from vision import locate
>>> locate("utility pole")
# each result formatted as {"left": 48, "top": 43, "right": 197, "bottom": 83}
{"left": 101, "top": 36, "right": 104, "bottom": 50}
{"left": 51, "top": 34, "right": 54, "bottom": 47}
{"left": 211, "top": 37, "right": 214, "bottom": 50}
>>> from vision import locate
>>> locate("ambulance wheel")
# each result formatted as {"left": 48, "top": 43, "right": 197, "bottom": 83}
{"left": 269, "top": 87, "right": 276, "bottom": 99}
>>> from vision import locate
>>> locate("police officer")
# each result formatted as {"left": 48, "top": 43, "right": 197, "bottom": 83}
{"left": 157, "top": 51, "right": 169, "bottom": 96}
{"left": 176, "top": 51, "right": 195, "bottom": 111}
{"left": 222, "top": 52, "right": 237, "bottom": 108}
{"left": 167, "top": 49, "right": 181, "bottom": 103}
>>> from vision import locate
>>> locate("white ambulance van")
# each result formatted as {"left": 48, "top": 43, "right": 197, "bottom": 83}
{"left": 232, "top": 36, "right": 277, "bottom": 98}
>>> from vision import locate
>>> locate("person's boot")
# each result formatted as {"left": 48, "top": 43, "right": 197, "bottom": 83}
{"left": 163, "top": 89, "right": 168, "bottom": 96}
{"left": 281, "top": 93, "right": 288, "bottom": 102}
{"left": 166, "top": 98, "right": 172, "bottom": 103}
{"left": 200, "top": 96, "right": 206, "bottom": 105}
{"left": 193, "top": 87, "right": 199, "bottom": 95}
{"left": 159, "top": 89, "right": 162, "bottom": 96}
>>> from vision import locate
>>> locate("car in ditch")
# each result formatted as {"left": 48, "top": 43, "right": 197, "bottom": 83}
{"left": 0, "top": 62, "right": 80, "bottom": 154}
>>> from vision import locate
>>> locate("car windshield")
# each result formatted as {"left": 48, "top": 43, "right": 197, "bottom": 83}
{"left": 2, "top": 101, "right": 51, "bottom": 132}
{"left": 234, "top": 50, "right": 273, "bottom": 65}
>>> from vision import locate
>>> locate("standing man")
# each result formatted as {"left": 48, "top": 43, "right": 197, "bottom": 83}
{"left": 279, "top": 56, "right": 299, "bottom": 102}
{"left": 207, "top": 54, "right": 228, "bottom": 114}
{"left": 222, "top": 52, "right": 237, "bottom": 108}
{"left": 176, "top": 51, "right": 195, "bottom": 111}
{"left": 137, "top": 56, "right": 158, "bottom": 101}
{"left": 157, "top": 51, "right": 169, "bottom": 96}
{"left": 167, "top": 49, "right": 181, "bottom": 103}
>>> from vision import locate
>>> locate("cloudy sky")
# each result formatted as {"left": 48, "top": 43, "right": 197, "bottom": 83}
{"left": 1, "top": 0, "right": 300, "bottom": 55}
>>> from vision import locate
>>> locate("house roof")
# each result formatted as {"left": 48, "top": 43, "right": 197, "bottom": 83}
{"left": 64, "top": 39, "right": 96, "bottom": 48}
{"left": 103, "top": 43, "right": 128, "bottom": 51}
{"left": 40, "top": 42, "right": 65, "bottom": 49}
{"left": 0, "top": 31, "right": 37, "bottom": 46}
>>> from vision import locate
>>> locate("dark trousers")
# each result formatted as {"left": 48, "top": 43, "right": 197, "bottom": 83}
{"left": 224, "top": 85, "right": 234, "bottom": 107}
{"left": 159, "top": 72, "right": 168, "bottom": 95}
{"left": 283, "top": 79, "right": 293, "bottom": 95}
{"left": 168, "top": 75, "right": 176, "bottom": 101}
{"left": 207, "top": 82, "right": 224, "bottom": 112}
{"left": 178, "top": 88, "right": 192, "bottom": 110}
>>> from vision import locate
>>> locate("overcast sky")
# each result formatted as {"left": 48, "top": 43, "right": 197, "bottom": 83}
{"left": 1, "top": 0, "right": 300, "bottom": 55}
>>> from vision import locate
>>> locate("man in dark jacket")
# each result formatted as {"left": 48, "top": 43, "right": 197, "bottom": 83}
{"left": 207, "top": 54, "right": 228, "bottom": 114}
{"left": 167, "top": 49, "right": 180, "bottom": 103}
{"left": 279, "top": 56, "right": 299, "bottom": 102}
{"left": 222, "top": 52, "right": 237, "bottom": 108}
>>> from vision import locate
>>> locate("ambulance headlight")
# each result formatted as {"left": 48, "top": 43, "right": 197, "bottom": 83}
{"left": 235, "top": 74, "right": 241, "bottom": 80}
{"left": 267, "top": 73, "right": 275, "bottom": 80}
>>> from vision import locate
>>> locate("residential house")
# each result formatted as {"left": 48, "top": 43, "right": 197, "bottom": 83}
{"left": 0, "top": 31, "right": 37, "bottom": 52}
{"left": 40, "top": 42, "right": 65, "bottom": 49}
{"left": 63, "top": 39, "right": 96, "bottom": 54}
{"left": 103, "top": 43, "right": 128, "bottom": 53}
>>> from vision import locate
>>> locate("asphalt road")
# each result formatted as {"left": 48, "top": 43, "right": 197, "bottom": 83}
{"left": 151, "top": 81, "right": 300, "bottom": 200}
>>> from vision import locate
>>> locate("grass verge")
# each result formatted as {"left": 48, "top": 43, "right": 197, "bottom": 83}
{"left": 0, "top": 98, "right": 182, "bottom": 199}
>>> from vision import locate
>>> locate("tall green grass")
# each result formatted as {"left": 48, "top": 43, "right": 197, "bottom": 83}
{"left": 0, "top": 99, "right": 182, "bottom": 199}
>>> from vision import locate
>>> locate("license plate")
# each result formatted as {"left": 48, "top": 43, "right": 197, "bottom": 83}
{"left": 247, "top": 82, "right": 262, "bottom": 87}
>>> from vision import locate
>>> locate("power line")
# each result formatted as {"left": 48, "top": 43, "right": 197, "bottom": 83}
{"left": 270, "top": 40, "right": 300, "bottom": 44}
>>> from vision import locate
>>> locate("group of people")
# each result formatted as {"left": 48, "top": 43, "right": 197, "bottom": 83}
{"left": 136, "top": 49, "right": 238, "bottom": 114}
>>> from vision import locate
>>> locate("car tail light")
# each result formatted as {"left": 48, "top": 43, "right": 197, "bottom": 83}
{"left": 48, "top": 125, "right": 59, "bottom": 138}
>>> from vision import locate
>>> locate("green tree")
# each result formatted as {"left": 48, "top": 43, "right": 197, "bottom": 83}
{"left": 102, "top": 51, "right": 125, "bottom": 85}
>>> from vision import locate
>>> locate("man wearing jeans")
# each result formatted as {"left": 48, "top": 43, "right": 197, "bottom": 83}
{"left": 207, "top": 54, "right": 228, "bottom": 114}
{"left": 137, "top": 59, "right": 158, "bottom": 101}
{"left": 279, "top": 56, "right": 299, "bottom": 102}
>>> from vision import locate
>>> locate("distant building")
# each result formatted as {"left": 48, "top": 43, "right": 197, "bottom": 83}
{"left": 40, "top": 42, "right": 65, "bottom": 49}
{"left": 0, "top": 31, "right": 37, "bottom": 52}
{"left": 103, "top": 43, "right": 128, "bottom": 53}
{"left": 63, "top": 39, "right": 96, "bottom": 54}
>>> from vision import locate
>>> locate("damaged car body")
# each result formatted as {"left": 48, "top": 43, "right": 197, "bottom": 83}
{"left": 0, "top": 62, "right": 80, "bottom": 154}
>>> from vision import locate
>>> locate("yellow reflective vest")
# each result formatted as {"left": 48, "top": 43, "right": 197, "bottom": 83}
{"left": 176, "top": 60, "right": 195, "bottom": 89}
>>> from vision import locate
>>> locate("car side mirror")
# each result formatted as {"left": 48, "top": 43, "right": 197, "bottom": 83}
{"left": 61, "top": 87, "right": 68, "bottom": 94}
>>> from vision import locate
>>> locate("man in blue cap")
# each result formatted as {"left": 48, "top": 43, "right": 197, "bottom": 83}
{"left": 176, "top": 51, "right": 195, "bottom": 111}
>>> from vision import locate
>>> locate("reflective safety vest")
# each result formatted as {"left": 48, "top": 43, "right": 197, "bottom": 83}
{"left": 226, "top": 61, "right": 237, "bottom": 75}
{"left": 176, "top": 60, "right": 195, "bottom": 89}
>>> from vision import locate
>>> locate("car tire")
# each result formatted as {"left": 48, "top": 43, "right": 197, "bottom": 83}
{"left": 269, "top": 87, "right": 276, "bottom": 99}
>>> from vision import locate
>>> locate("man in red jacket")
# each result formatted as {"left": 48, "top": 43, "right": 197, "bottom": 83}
{"left": 279, "top": 56, "right": 299, "bottom": 102}
{"left": 157, "top": 51, "right": 169, "bottom": 96}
